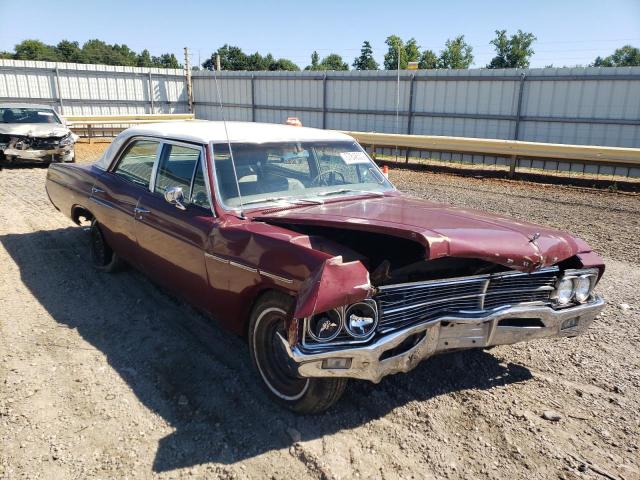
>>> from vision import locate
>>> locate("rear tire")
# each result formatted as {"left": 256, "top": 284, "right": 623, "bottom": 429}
{"left": 90, "top": 220, "right": 125, "bottom": 272}
{"left": 249, "top": 291, "right": 348, "bottom": 414}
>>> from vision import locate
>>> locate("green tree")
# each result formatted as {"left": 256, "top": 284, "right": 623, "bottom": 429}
{"left": 81, "top": 39, "right": 116, "bottom": 65}
{"left": 352, "top": 41, "right": 379, "bottom": 70}
{"left": 592, "top": 45, "right": 640, "bottom": 67}
{"left": 317, "top": 53, "right": 348, "bottom": 70}
{"left": 269, "top": 58, "right": 300, "bottom": 71}
{"left": 418, "top": 49, "right": 438, "bottom": 69}
{"left": 438, "top": 35, "right": 474, "bottom": 69}
{"left": 487, "top": 30, "right": 536, "bottom": 69}
{"left": 56, "top": 40, "right": 84, "bottom": 63}
{"left": 14, "top": 39, "right": 60, "bottom": 61}
{"left": 137, "top": 49, "right": 154, "bottom": 67}
{"left": 0, "top": 51, "right": 12, "bottom": 59}
{"left": 153, "top": 53, "right": 180, "bottom": 69}
{"left": 383, "top": 36, "right": 420, "bottom": 69}
{"left": 307, "top": 51, "right": 320, "bottom": 70}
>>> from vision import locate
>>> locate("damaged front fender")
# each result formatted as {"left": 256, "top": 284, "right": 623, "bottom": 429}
{"left": 293, "top": 256, "right": 373, "bottom": 319}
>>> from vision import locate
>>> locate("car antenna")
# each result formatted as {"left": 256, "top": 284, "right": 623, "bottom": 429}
{"left": 211, "top": 64, "right": 245, "bottom": 219}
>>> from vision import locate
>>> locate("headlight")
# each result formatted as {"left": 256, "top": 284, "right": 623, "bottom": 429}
{"left": 345, "top": 301, "right": 378, "bottom": 338}
{"left": 307, "top": 309, "right": 342, "bottom": 342}
{"left": 59, "top": 134, "right": 74, "bottom": 147}
{"left": 574, "top": 276, "right": 593, "bottom": 303}
{"left": 555, "top": 278, "right": 574, "bottom": 305}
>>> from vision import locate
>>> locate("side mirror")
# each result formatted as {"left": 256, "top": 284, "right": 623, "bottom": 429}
{"left": 164, "top": 186, "right": 186, "bottom": 210}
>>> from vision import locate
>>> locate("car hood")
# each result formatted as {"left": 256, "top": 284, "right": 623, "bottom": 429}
{"left": 0, "top": 123, "right": 71, "bottom": 138}
{"left": 255, "top": 194, "right": 590, "bottom": 272}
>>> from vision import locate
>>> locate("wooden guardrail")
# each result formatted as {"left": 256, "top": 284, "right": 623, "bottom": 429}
{"left": 345, "top": 131, "right": 640, "bottom": 175}
{"left": 66, "top": 113, "right": 195, "bottom": 139}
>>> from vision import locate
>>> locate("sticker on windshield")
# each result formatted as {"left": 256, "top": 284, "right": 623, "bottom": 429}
{"left": 340, "top": 151, "right": 369, "bottom": 164}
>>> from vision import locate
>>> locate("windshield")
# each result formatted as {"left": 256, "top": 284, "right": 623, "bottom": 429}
{"left": 212, "top": 140, "right": 394, "bottom": 208}
{"left": 0, "top": 107, "right": 61, "bottom": 124}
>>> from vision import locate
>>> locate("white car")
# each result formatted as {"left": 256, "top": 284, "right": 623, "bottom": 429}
{"left": 0, "top": 103, "right": 78, "bottom": 165}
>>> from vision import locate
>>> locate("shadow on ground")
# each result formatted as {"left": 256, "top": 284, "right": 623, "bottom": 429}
{"left": 1, "top": 226, "right": 533, "bottom": 472}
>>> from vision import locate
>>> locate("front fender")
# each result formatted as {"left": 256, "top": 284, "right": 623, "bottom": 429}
{"left": 293, "top": 256, "right": 373, "bottom": 319}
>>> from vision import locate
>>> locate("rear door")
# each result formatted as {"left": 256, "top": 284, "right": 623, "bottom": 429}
{"left": 90, "top": 138, "right": 160, "bottom": 265}
{"left": 133, "top": 141, "right": 215, "bottom": 308}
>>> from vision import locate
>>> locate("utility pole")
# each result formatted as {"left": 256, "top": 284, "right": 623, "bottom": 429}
{"left": 184, "top": 47, "right": 194, "bottom": 114}
{"left": 216, "top": 53, "right": 221, "bottom": 71}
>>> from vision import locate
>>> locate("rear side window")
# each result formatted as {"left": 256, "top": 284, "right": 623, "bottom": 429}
{"left": 113, "top": 140, "right": 159, "bottom": 188}
{"left": 155, "top": 144, "right": 201, "bottom": 195}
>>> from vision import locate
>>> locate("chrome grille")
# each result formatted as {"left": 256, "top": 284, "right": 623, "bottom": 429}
{"left": 376, "top": 267, "right": 559, "bottom": 333}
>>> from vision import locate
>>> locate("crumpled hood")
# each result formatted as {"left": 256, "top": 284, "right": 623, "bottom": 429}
{"left": 255, "top": 194, "right": 592, "bottom": 272}
{"left": 0, "top": 123, "right": 71, "bottom": 138}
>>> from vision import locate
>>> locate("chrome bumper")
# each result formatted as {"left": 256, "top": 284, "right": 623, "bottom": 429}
{"left": 281, "top": 295, "right": 605, "bottom": 383}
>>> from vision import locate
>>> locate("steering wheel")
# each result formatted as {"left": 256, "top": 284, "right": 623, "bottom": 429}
{"left": 310, "top": 169, "right": 346, "bottom": 186}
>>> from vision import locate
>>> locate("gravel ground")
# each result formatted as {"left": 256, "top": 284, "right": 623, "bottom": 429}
{"left": 0, "top": 143, "right": 638, "bottom": 479}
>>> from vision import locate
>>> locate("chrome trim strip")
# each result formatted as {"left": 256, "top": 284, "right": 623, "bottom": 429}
{"left": 259, "top": 270, "right": 294, "bottom": 284}
{"left": 204, "top": 253, "right": 229, "bottom": 264}
{"left": 229, "top": 260, "right": 258, "bottom": 273}
{"left": 88, "top": 197, "right": 114, "bottom": 209}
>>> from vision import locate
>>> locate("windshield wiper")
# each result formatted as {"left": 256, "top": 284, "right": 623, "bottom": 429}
{"left": 241, "top": 196, "right": 293, "bottom": 206}
{"left": 317, "top": 189, "right": 385, "bottom": 198}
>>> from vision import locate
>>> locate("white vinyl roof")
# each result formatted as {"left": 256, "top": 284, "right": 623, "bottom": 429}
{"left": 121, "top": 120, "right": 353, "bottom": 144}
{"left": 94, "top": 120, "right": 355, "bottom": 170}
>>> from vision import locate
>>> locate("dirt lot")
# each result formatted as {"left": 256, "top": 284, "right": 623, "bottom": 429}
{"left": 1, "top": 141, "right": 638, "bottom": 479}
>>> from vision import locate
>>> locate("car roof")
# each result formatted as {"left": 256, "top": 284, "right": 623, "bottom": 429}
{"left": 0, "top": 103, "right": 58, "bottom": 110}
{"left": 121, "top": 120, "right": 354, "bottom": 144}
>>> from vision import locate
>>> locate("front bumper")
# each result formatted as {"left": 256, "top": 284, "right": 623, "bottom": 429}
{"left": 2, "top": 145, "right": 74, "bottom": 162}
{"left": 280, "top": 295, "right": 605, "bottom": 383}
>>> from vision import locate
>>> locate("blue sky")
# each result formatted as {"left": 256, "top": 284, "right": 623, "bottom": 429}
{"left": 2, "top": 0, "right": 639, "bottom": 68}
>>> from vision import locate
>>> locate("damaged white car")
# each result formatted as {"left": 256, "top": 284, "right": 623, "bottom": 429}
{"left": 0, "top": 103, "right": 78, "bottom": 165}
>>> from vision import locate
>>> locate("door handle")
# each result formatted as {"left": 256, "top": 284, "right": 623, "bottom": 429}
{"left": 91, "top": 186, "right": 105, "bottom": 194}
{"left": 134, "top": 207, "right": 150, "bottom": 214}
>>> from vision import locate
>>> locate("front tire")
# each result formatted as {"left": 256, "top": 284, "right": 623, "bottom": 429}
{"left": 90, "top": 220, "right": 124, "bottom": 272}
{"left": 249, "top": 292, "right": 347, "bottom": 414}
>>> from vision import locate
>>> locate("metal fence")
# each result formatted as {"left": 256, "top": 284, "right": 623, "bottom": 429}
{"left": 0, "top": 59, "right": 189, "bottom": 116}
{"left": 193, "top": 68, "right": 640, "bottom": 149}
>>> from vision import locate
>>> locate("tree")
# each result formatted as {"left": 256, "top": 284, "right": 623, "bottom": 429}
{"left": 14, "top": 39, "right": 60, "bottom": 61}
{"left": 317, "top": 53, "right": 349, "bottom": 70}
{"left": 592, "top": 45, "right": 640, "bottom": 67}
{"left": 352, "top": 41, "right": 379, "bottom": 70}
{"left": 418, "top": 49, "right": 438, "bottom": 69}
{"left": 153, "top": 53, "right": 180, "bottom": 69}
{"left": 269, "top": 58, "right": 300, "bottom": 71}
{"left": 137, "top": 49, "right": 154, "bottom": 67}
{"left": 305, "top": 51, "right": 320, "bottom": 70}
{"left": 0, "top": 51, "right": 12, "bottom": 59}
{"left": 487, "top": 30, "right": 536, "bottom": 69}
{"left": 383, "top": 35, "right": 420, "bottom": 70}
{"left": 56, "top": 40, "right": 84, "bottom": 63}
{"left": 438, "top": 35, "right": 474, "bottom": 69}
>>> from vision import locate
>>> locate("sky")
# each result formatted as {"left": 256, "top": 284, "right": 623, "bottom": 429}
{"left": 1, "top": 0, "right": 639, "bottom": 69}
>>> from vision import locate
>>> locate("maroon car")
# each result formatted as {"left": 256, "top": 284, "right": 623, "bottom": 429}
{"left": 46, "top": 121, "right": 605, "bottom": 413}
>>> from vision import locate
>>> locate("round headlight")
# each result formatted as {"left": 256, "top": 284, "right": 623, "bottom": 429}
{"left": 574, "top": 276, "right": 592, "bottom": 303}
{"left": 307, "top": 309, "right": 342, "bottom": 342}
{"left": 556, "top": 278, "right": 574, "bottom": 305}
{"left": 345, "top": 301, "right": 378, "bottom": 338}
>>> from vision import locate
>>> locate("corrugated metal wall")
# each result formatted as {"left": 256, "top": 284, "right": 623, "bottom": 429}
{"left": 0, "top": 59, "right": 188, "bottom": 115}
{"left": 193, "top": 67, "right": 640, "bottom": 148}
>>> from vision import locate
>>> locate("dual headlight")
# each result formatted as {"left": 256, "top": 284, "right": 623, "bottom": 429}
{"left": 554, "top": 270, "right": 598, "bottom": 305}
{"left": 306, "top": 300, "right": 378, "bottom": 344}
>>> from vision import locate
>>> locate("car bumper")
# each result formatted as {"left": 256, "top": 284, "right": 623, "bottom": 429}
{"left": 2, "top": 145, "right": 74, "bottom": 162}
{"left": 280, "top": 295, "right": 605, "bottom": 383}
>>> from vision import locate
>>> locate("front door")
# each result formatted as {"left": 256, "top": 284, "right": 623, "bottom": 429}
{"left": 133, "top": 141, "right": 214, "bottom": 309}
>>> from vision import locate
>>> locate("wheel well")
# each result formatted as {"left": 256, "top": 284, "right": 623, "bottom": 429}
{"left": 71, "top": 205, "right": 95, "bottom": 225}
{"left": 244, "top": 288, "right": 296, "bottom": 338}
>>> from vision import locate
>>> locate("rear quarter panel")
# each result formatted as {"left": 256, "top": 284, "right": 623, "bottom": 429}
{"left": 46, "top": 163, "right": 100, "bottom": 222}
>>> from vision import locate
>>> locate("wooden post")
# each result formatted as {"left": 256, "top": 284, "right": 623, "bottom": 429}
{"left": 251, "top": 74, "right": 256, "bottom": 122}
{"left": 509, "top": 155, "right": 517, "bottom": 177}
{"left": 322, "top": 74, "right": 327, "bottom": 129}
{"left": 184, "top": 47, "right": 194, "bottom": 114}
